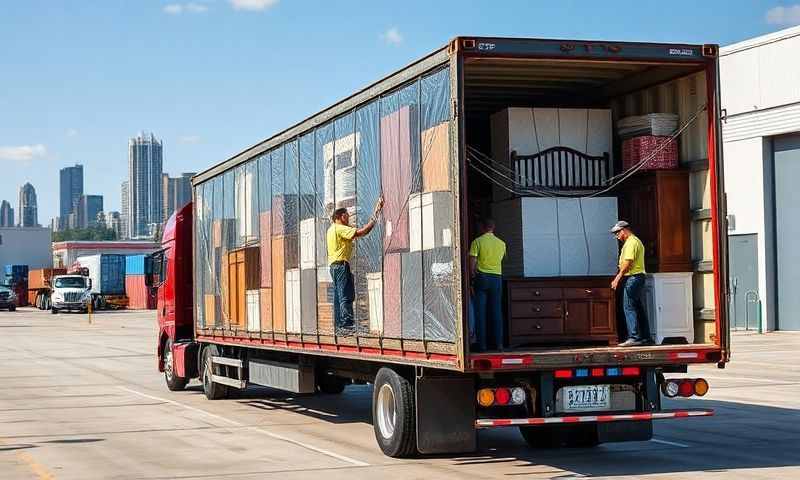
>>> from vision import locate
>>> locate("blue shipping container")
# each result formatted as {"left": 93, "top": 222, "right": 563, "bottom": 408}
{"left": 77, "top": 254, "right": 126, "bottom": 295}
{"left": 4, "top": 265, "right": 28, "bottom": 281}
{"left": 126, "top": 255, "right": 146, "bottom": 276}
{"left": 100, "top": 255, "right": 126, "bottom": 295}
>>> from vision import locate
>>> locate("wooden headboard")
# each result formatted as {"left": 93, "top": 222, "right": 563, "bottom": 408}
{"left": 511, "top": 147, "right": 610, "bottom": 190}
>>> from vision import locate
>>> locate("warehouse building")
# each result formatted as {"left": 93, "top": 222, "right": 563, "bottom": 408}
{"left": 721, "top": 25, "right": 800, "bottom": 332}
{"left": 0, "top": 227, "right": 52, "bottom": 270}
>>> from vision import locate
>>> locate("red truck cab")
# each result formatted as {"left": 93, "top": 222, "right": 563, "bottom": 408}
{"left": 150, "top": 202, "right": 197, "bottom": 390}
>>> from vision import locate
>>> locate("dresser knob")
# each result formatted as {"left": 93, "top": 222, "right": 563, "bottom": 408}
{"left": 535, "top": 324, "right": 542, "bottom": 329}
{"left": 534, "top": 290, "right": 541, "bottom": 296}
{"left": 534, "top": 307, "right": 541, "bottom": 313}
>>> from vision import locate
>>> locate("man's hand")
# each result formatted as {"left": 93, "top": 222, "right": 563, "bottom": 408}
{"left": 611, "top": 277, "right": 620, "bottom": 291}
{"left": 373, "top": 196, "right": 384, "bottom": 216}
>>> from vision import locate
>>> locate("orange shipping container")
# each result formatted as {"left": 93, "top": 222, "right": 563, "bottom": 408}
{"left": 28, "top": 268, "right": 67, "bottom": 290}
{"left": 125, "top": 275, "right": 156, "bottom": 310}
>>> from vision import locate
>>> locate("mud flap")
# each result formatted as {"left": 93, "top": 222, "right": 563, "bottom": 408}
{"left": 415, "top": 374, "right": 476, "bottom": 454}
{"left": 173, "top": 342, "right": 199, "bottom": 378}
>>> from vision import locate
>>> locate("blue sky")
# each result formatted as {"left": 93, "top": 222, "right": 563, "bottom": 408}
{"left": 2, "top": 0, "right": 799, "bottom": 224}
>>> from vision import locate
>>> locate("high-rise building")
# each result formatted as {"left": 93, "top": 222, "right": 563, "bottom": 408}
{"left": 162, "top": 172, "right": 195, "bottom": 220}
{"left": 128, "top": 132, "right": 163, "bottom": 238}
{"left": 77, "top": 195, "right": 103, "bottom": 228}
{"left": 17, "top": 183, "right": 38, "bottom": 227}
{"left": 106, "top": 211, "right": 121, "bottom": 239}
{"left": 0, "top": 200, "right": 14, "bottom": 227}
{"left": 120, "top": 181, "right": 129, "bottom": 239}
{"left": 59, "top": 164, "right": 83, "bottom": 227}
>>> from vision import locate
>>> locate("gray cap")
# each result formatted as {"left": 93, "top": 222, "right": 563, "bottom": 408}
{"left": 610, "top": 220, "right": 630, "bottom": 233}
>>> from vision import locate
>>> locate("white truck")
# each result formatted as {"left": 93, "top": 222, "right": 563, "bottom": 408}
{"left": 50, "top": 275, "right": 93, "bottom": 314}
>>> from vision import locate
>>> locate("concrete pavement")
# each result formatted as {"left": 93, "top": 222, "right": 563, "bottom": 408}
{"left": 0, "top": 308, "right": 798, "bottom": 479}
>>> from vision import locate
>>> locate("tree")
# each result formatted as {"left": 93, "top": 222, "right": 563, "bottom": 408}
{"left": 53, "top": 226, "right": 118, "bottom": 242}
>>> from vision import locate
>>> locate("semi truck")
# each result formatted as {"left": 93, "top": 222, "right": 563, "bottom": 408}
{"left": 149, "top": 36, "right": 729, "bottom": 457}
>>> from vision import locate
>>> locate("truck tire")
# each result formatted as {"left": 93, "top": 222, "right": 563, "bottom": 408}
{"left": 51, "top": 307, "right": 58, "bottom": 314}
{"left": 201, "top": 346, "right": 229, "bottom": 400}
{"left": 164, "top": 339, "right": 188, "bottom": 391}
{"left": 519, "top": 424, "right": 599, "bottom": 449}
{"left": 316, "top": 373, "right": 349, "bottom": 394}
{"left": 372, "top": 367, "right": 417, "bottom": 458}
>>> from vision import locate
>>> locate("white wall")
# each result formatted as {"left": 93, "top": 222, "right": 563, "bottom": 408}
{"left": 0, "top": 228, "right": 53, "bottom": 270}
{"left": 720, "top": 25, "right": 800, "bottom": 332}
{"left": 722, "top": 137, "right": 773, "bottom": 330}
{"left": 721, "top": 26, "right": 800, "bottom": 117}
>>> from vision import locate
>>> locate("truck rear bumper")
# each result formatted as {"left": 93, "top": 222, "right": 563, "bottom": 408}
{"left": 475, "top": 409, "right": 714, "bottom": 428}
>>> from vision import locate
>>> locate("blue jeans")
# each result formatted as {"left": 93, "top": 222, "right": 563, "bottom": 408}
{"left": 331, "top": 262, "right": 354, "bottom": 331}
{"left": 473, "top": 272, "right": 504, "bottom": 351}
{"left": 623, "top": 274, "right": 650, "bottom": 341}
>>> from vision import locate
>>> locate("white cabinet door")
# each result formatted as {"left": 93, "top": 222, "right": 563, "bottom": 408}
{"left": 645, "top": 273, "right": 694, "bottom": 344}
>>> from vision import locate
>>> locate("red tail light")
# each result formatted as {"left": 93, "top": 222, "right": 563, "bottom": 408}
{"left": 678, "top": 380, "right": 694, "bottom": 397}
{"left": 494, "top": 388, "right": 511, "bottom": 405}
{"left": 555, "top": 369, "right": 572, "bottom": 379}
{"left": 622, "top": 367, "right": 641, "bottom": 376}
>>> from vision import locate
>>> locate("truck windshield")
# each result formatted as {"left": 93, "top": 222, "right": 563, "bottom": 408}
{"left": 54, "top": 278, "right": 86, "bottom": 288}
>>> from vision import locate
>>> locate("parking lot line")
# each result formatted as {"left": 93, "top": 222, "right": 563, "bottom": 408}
{"left": 651, "top": 438, "right": 690, "bottom": 448}
{"left": 118, "top": 386, "right": 370, "bottom": 467}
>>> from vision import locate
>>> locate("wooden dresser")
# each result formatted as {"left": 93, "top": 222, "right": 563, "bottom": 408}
{"left": 506, "top": 277, "right": 618, "bottom": 347}
{"left": 616, "top": 170, "right": 691, "bottom": 273}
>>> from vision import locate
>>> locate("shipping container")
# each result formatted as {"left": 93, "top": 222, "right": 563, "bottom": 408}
{"left": 4, "top": 265, "right": 28, "bottom": 284}
{"left": 125, "top": 274, "right": 156, "bottom": 309}
{"left": 28, "top": 268, "right": 67, "bottom": 290}
{"left": 152, "top": 36, "right": 729, "bottom": 458}
{"left": 125, "top": 255, "right": 149, "bottom": 276}
{"left": 76, "top": 254, "right": 126, "bottom": 295}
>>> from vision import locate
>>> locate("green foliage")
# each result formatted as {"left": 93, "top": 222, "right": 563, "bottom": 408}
{"left": 53, "top": 226, "right": 118, "bottom": 242}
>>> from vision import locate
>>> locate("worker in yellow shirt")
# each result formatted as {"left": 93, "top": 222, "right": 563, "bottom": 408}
{"left": 469, "top": 218, "right": 506, "bottom": 351}
{"left": 327, "top": 197, "right": 383, "bottom": 335}
{"left": 610, "top": 220, "right": 652, "bottom": 347}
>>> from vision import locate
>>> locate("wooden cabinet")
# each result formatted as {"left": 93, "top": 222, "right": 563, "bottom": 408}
{"left": 616, "top": 170, "right": 691, "bottom": 273}
{"left": 506, "top": 278, "right": 617, "bottom": 347}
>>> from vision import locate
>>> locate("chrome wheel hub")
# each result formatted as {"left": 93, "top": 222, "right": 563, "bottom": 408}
{"left": 376, "top": 383, "right": 397, "bottom": 440}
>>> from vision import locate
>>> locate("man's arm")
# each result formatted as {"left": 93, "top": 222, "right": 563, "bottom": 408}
{"left": 611, "top": 259, "right": 632, "bottom": 290}
{"left": 469, "top": 255, "right": 478, "bottom": 278}
{"left": 355, "top": 196, "right": 384, "bottom": 238}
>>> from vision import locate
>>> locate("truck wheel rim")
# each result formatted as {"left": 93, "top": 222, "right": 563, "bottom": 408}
{"left": 377, "top": 383, "right": 396, "bottom": 440}
{"left": 164, "top": 347, "right": 174, "bottom": 380}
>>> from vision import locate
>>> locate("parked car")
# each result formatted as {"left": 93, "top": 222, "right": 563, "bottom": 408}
{"left": 0, "top": 285, "right": 18, "bottom": 311}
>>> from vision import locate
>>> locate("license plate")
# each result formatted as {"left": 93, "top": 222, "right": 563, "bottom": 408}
{"left": 563, "top": 385, "right": 610, "bottom": 412}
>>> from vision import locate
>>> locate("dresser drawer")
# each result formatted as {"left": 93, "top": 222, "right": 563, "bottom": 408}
{"left": 563, "top": 287, "right": 612, "bottom": 300}
{"left": 510, "top": 317, "right": 564, "bottom": 336}
{"left": 510, "top": 301, "right": 563, "bottom": 319}
{"left": 509, "top": 287, "right": 562, "bottom": 301}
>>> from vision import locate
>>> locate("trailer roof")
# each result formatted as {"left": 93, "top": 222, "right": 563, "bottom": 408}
{"left": 193, "top": 36, "right": 715, "bottom": 186}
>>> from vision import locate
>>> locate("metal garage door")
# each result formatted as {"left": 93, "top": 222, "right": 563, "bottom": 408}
{"left": 729, "top": 234, "right": 759, "bottom": 331}
{"left": 774, "top": 135, "right": 800, "bottom": 331}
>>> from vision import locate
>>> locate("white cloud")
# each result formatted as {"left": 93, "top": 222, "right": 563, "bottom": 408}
{"left": 380, "top": 27, "right": 403, "bottom": 46}
{"left": 765, "top": 5, "right": 800, "bottom": 25}
{"left": 229, "top": 0, "right": 278, "bottom": 11}
{"left": 66, "top": 128, "right": 78, "bottom": 137}
{"left": 0, "top": 144, "right": 47, "bottom": 162}
{"left": 164, "top": 2, "right": 209, "bottom": 15}
{"left": 178, "top": 135, "right": 202, "bottom": 144}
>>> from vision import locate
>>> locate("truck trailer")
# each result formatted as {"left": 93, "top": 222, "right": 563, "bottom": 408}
{"left": 149, "top": 36, "right": 729, "bottom": 457}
